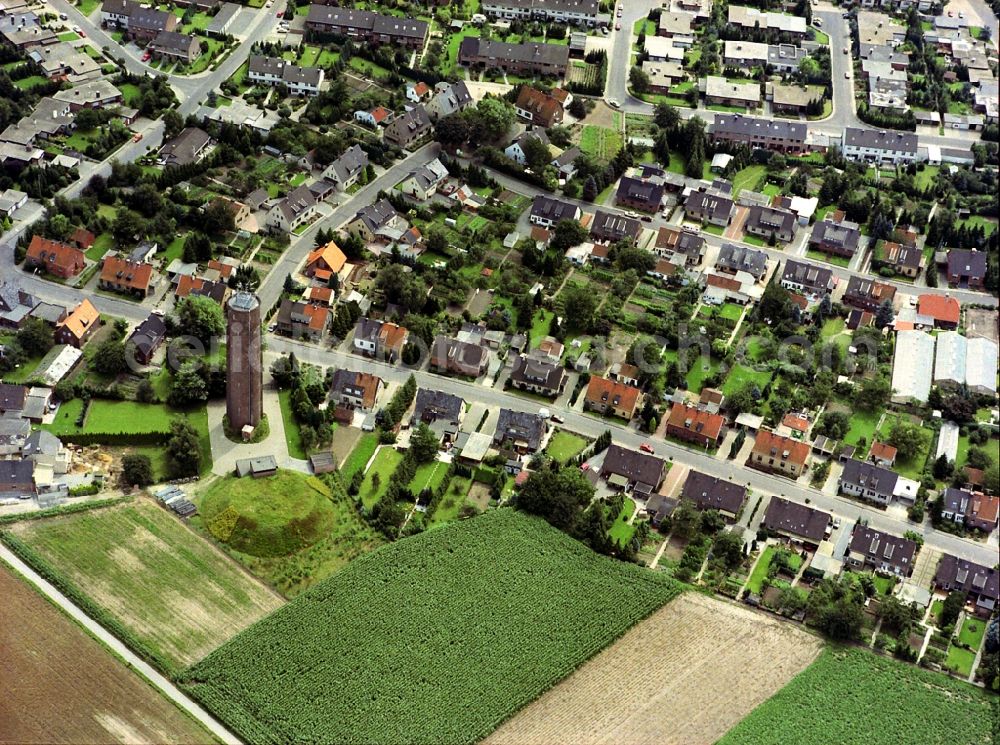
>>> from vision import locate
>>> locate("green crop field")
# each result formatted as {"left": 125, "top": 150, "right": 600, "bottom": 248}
{"left": 9, "top": 500, "right": 282, "bottom": 671}
{"left": 717, "top": 648, "right": 994, "bottom": 745}
{"left": 195, "top": 470, "right": 383, "bottom": 597}
{"left": 579, "top": 125, "right": 623, "bottom": 163}
{"left": 180, "top": 510, "right": 681, "bottom": 744}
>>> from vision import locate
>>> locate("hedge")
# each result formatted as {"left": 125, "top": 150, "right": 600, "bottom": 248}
{"left": 0, "top": 530, "right": 176, "bottom": 677}
{"left": 56, "top": 431, "right": 171, "bottom": 447}
{"left": 0, "top": 495, "right": 132, "bottom": 526}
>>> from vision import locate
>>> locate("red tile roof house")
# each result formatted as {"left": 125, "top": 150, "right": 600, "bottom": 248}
{"left": 664, "top": 402, "right": 725, "bottom": 449}
{"left": 748, "top": 430, "right": 810, "bottom": 479}
{"left": 514, "top": 86, "right": 564, "bottom": 128}
{"left": 917, "top": 293, "right": 960, "bottom": 330}
{"left": 584, "top": 377, "right": 642, "bottom": 420}
{"left": 99, "top": 254, "right": 155, "bottom": 297}
{"left": 868, "top": 440, "right": 897, "bottom": 468}
{"left": 24, "top": 236, "right": 86, "bottom": 279}
{"left": 966, "top": 492, "right": 1000, "bottom": 533}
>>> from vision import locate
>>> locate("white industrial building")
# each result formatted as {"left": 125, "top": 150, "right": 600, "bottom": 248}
{"left": 891, "top": 330, "right": 935, "bottom": 403}
{"left": 934, "top": 331, "right": 998, "bottom": 396}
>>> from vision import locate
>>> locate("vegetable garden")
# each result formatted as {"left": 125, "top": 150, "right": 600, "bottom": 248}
{"left": 180, "top": 509, "right": 681, "bottom": 744}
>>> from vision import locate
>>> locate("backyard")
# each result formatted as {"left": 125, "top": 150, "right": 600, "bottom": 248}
{"left": 545, "top": 430, "right": 589, "bottom": 464}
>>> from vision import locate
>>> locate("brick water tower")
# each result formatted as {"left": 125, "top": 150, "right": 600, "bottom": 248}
{"left": 226, "top": 291, "right": 263, "bottom": 437}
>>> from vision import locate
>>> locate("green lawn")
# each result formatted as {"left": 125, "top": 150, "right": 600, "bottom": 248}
{"left": 409, "top": 459, "right": 449, "bottom": 496}
{"left": 8, "top": 499, "right": 282, "bottom": 672}
{"left": 722, "top": 364, "right": 772, "bottom": 397}
{"left": 821, "top": 318, "right": 845, "bottom": 339}
{"left": 161, "top": 233, "right": 187, "bottom": 265}
{"left": 956, "top": 215, "right": 997, "bottom": 236}
{"left": 746, "top": 546, "right": 776, "bottom": 594}
{"left": 342, "top": 432, "right": 379, "bottom": 480}
{"left": 931, "top": 599, "right": 944, "bottom": 625}
{"left": 608, "top": 498, "right": 637, "bottom": 547}
{"left": 277, "top": 388, "right": 306, "bottom": 459}
{"left": 913, "top": 165, "right": 940, "bottom": 191}
{"left": 545, "top": 431, "right": 588, "bottom": 464}
{"left": 529, "top": 309, "right": 554, "bottom": 345}
{"left": 958, "top": 616, "right": 987, "bottom": 649}
{"left": 428, "top": 477, "right": 472, "bottom": 526}
{"left": 807, "top": 249, "right": 851, "bottom": 268}
{"left": 731, "top": 165, "right": 767, "bottom": 196}
{"left": 359, "top": 447, "right": 403, "bottom": 509}
{"left": 14, "top": 75, "right": 48, "bottom": 90}
{"left": 946, "top": 645, "right": 976, "bottom": 677}
{"left": 58, "top": 31, "right": 80, "bottom": 42}
{"left": 85, "top": 233, "right": 114, "bottom": 262}
{"left": 842, "top": 407, "right": 881, "bottom": 448}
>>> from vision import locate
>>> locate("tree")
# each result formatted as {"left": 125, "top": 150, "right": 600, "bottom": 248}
{"left": 654, "top": 102, "right": 680, "bottom": 131}
{"left": 856, "top": 375, "right": 891, "bottom": 413}
{"left": 136, "top": 378, "right": 155, "bottom": 403}
{"left": 561, "top": 284, "right": 597, "bottom": 331}
{"left": 16, "top": 317, "right": 54, "bottom": 357}
{"left": 874, "top": 298, "right": 895, "bottom": 329}
{"left": 817, "top": 596, "right": 865, "bottom": 640}
{"left": 166, "top": 418, "right": 202, "bottom": 477}
{"left": 474, "top": 97, "right": 515, "bottom": 142}
{"left": 183, "top": 232, "right": 212, "bottom": 264}
{"left": 111, "top": 208, "right": 144, "bottom": 246}
{"left": 712, "top": 530, "right": 744, "bottom": 571}
{"left": 169, "top": 359, "right": 208, "bottom": 407}
{"left": 888, "top": 420, "right": 928, "bottom": 462}
{"left": 629, "top": 65, "right": 651, "bottom": 94}
{"left": 409, "top": 423, "right": 439, "bottom": 464}
{"left": 202, "top": 199, "right": 237, "bottom": 235}
{"left": 121, "top": 454, "right": 153, "bottom": 487}
{"left": 520, "top": 134, "right": 552, "bottom": 172}
{"left": 514, "top": 466, "right": 595, "bottom": 532}
{"left": 174, "top": 295, "right": 225, "bottom": 346}
{"left": 376, "top": 263, "right": 427, "bottom": 314}
{"left": 582, "top": 175, "right": 599, "bottom": 202}
{"left": 550, "top": 219, "right": 589, "bottom": 252}
{"left": 816, "top": 411, "right": 850, "bottom": 441}
{"left": 435, "top": 113, "right": 472, "bottom": 148}
{"left": 932, "top": 453, "right": 953, "bottom": 480}
{"left": 940, "top": 590, "right": 966, "bottom": 628}
{"left": 92, "top": 339, "right": 128, "bottom": 376}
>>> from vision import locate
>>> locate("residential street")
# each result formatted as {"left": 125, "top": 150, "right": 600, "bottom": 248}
{"left": 264, "top": 337, "right": 1000, "bottom": 571}
{"left": 0, "top": 544, "right": 244, "bottom": 745}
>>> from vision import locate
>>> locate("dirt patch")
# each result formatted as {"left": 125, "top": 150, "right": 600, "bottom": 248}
{"left": 663, "top": 534, "right": 688, "bottom": 561}
{"left": 966, "top": 308, "right": 999, "bottom": 344}
{"left": 581, "top": 101, "right": 618, "bottom": 129}
{"left": 330, "top": 426, "right": 363, "bottom": 468}
{"left": 467, "top": 482, "right": 492, "bottom": 511}
{"left": 0, "top": 564, "right": 208, "bottom": 744}
{"left": 486, "top": 593, "right": 822, "bottom": 745}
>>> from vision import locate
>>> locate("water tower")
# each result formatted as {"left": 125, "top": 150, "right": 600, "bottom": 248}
{"left": 226, "top": 291, "right": 262, "bottom": 437}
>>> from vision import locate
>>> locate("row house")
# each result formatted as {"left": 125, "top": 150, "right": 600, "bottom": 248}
{"left": 583, "top": 377, "right": 642, "bottom": 420}
{"left": 353, "top": 317, "right": 408, "bottom": 362}
{"left": 480, "top": 0, "right": 601, "bottom": 27}
{"left": 305, "top": 6, "right": 429, "bottom": 50}
{"left": 762, "top": 496, "right": 830, "bottom": 547}
{"left": 276, "top": 299, "right": 328, "bottom": 341}
{"left": 708, "top": 113, "right": 806, "bottom": 154}
{"left": 934, "top": 555, "right": 999, "bottom": 617}
{"left": 247, "top": 55, "right": 324, "bottom": 96}
{"left": 600, "top": 443, "right": 667, "bottom": 496}
{"left": 590, "top": 210, "right": 641, "bottom": 245}
{"left": 665, "top": 402, "right": 725, "bottom": 449}
{"left": 780, "top": 259, "right": 833, "bottom": 299}
{"left": 840, "top": 127, "right": 918, "bottom": 165}
{"left": 329, "top": 369, "right": 383, "bottom": 412}
{"left": 744, "top": 204, "right": 796, "bottom": 243}
{"left": 458, "top": 38, "right": 570, "bottom": 77}
{"left": 839, "top": 458, "right": 898, "bottom": 506}
{"left": 99, "top": 254, "right": 155, "bottom": 298}
{"left": 845, "top": 525, "right": 917, "bottom": 577}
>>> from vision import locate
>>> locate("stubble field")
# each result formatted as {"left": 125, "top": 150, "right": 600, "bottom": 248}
{"left": 0, "top": 564, "right": 209, "bottom": 744}
{"left": 9, "top": 499, "right": 283, "bottom": 670}
{"left": 486, "top": 592, "right": 824, "bottom": 745}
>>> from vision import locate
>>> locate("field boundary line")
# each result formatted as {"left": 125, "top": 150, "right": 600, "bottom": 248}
{"left": 0, "top": 543, "right": 243, "bottom": 745}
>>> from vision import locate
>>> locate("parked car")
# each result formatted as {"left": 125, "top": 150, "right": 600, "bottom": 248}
{"left": 141, "top": 50, "right": 151, "bottom": 61}
{"left": 608, "top": 99, "right": 621, "bottom": 108}
{"left": 59, "top": 13, "right": 68, "bottom": 20}
{"left": 132, "top": 132, "right": 143, "bottom": 142}
{"left": 551, "top": 414, "right": 565, "bottom": 424}
{"left": 813, "top": 18, "right": 822, "bottom": 27}
{"left": 843, "top": 47, "right": 849, "bottom": 54}
{"left": 845, "top": 71, "right": 850, "bottom": 78}
{"left": 640, "top": 443, "right": 654, "bottom": 453}
{"left": 276, "top": 10, "right": 283, "bottom": 17}
{"left": 615, "top": 21, "right": 621, "bottom": 30}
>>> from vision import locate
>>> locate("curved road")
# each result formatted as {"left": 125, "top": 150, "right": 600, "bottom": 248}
{"left": 0, "top": 544, "right": 243, "bottom": 745}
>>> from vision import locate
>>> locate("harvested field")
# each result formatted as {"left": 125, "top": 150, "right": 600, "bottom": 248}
{"left": 486, "top": 593, "right": 822, "bottom": 745}
{"left": 9, "top": 499, "right": 283, "bottom": 670}
{"left": 0, "top": 564, "right": 209, "bottom": 744}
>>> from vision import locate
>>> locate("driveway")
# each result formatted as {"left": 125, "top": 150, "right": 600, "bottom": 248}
{"left": 724, "top": 206, "right": 750, "bottom": 240}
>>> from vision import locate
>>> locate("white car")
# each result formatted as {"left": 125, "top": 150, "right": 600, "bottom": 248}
{"left": 608, "top": 99, "right": 621, "bottom": 108}
{"left": 845, "top": 71, "right": 850, "bottom": 78}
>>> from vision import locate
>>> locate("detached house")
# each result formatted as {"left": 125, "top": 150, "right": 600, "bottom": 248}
{"left": 126, "top": 312, "right": 167, "bottom": 365}
{"left": 584, "top": 377, "right": 642, "bottom": 420}
{"left": 810, "top": 214, "right": 861, "bottom": 258}
{"left": 157, "top": 126, "right": 211, "bottom": 167}
{"left": 276, "top": 299, "right": 328, "bottom": 341}
{"left": 412, "top": 389, "right": 465, "bottom": 429}
{"left": 148, "top": 30, "right": 201, "bottom": 64}
{"left": 946, "top": 249, "right": 987, "bottom": 290}
{"left": 715, "top": 243, "right": 768, "bottom": 281}
{"left": 601, "top": 443, "right": 667, "bottom": 496}
{"left": 398, "top": 157, "right": 449, "bottom": 201}
{"left": 745, "top": 204, "right": 796, "bottom": 243}
{"left": 54, "top": 298, "right": 99, "bottom": 348}
{"left": 303, "top": 240, "right": 348, "bottom": 284}
{"left": 934, "top": 555, "right": 999, "bottom": 617}
{"left": 329, "top": 369, "right": 383, "bottom": 411}
{"left": 846, "top": 525, "right": 917, "bottom": 577}
{"left": 266, "top": 184, "right": 317, "bottom": 233}
{"left": 430, "top": 336, "right": 490, "bottom": 377}
{"left": 684, "top": 190, "right": 734, "bottom": 226}
{"left": 749, "top": 430, "right": 809, "bottom": 479}
{"left": 99, "top": 254, "right": 155, "bottom": 297}
{"left": 529, "top": 194, "right": 580, "bottom": 228}
{"left": 321, "top": 144, "right": 368, "bottom": 189}
{"left": 762, "top": 496, "right": 830, "bottom": 546}
{"left": 425, "top": 80, "right": 474, "bottom": 121}
{"left": 780, "top": 259, "right": 833, "bottom": 298}
{"left": 510, "top": 354, "right": 565, "bottom": 397}
{"left": 615, "top": 176, "right": 665, "bottom": 213}
{"left": 352, "top": 318, "right": 408, "bottom": 362}
{"left": 590, "top": 210, "right": 641, "bottom": 244}
{"left": 493, "top": 408, "right": 546, "bottom": 453}
{"left": 839, "top": 458, "right": 898, "bottom": 506}
{"left": 664, "top": 402, "right": 725, "bottom": 449}
{"left": 24, "top": 236, "right": 85, "bottom": 279}
{"left": 843, "top": 276, "right": 895, "bottom": 313}
{"left": 383, "top": 105, "right": 432, "bottom": 149}
{"left": 514, "top": 86, "right": 564, "bottom": 128}
{"left": 680, "top": 469, "right": 747, "bottom": 521}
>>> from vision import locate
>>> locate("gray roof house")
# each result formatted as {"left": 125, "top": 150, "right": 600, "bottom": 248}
{"left": 493, "top": 409, "right": 546, "bottom": 452}
{"left": 321, "top": 144, "right": 369, "bottom": 188}
{"left": 715, "top": 243, "right": 768, "bottom": 280}
{"left": 845, "top": 525, "right": 917, "bottom": 577}
{"left": 157, "top": 127, "right": 211, "bottom": 167}
{"left": 839, "top": 458, "right": 898, "bottom": 506}
{"left": 600, "top": 443, "right": 667, "bottom": 495}
{"left": 780, "top": 259, "right": 833, "bottom": 297}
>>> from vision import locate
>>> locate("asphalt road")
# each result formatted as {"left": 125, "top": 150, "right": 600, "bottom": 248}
{"left": 473, "top": 162, "right": 998, "bottom": 308}
{"left": 606, "top": 2, "right": 985, "bottom": 152}
{"left": 256, "top": 142, "right": 442, "bottom": 312}
{"left": 0, "top": 544, "right": 244, "bottom": 745}
{"left": 266, "top": 336, "right": 1000, "bottom": 569}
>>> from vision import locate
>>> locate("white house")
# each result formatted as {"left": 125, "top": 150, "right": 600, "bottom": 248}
{"left": 397, "top": 158, "right": 449, "bottom": 201}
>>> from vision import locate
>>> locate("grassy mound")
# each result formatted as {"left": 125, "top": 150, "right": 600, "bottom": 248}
{"left": 180, "top": 509, "right": 681, "bottom": 745}
{"left": 199, "top": 471, "right": 335, "bottom": 557}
